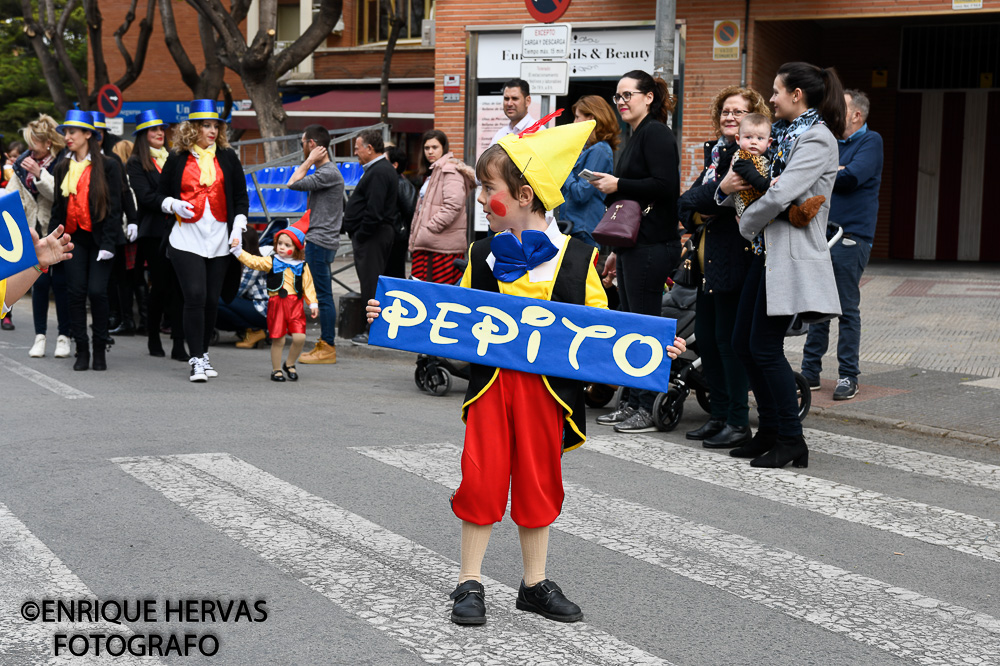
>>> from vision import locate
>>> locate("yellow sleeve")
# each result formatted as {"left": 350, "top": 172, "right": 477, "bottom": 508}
{"left": 301, "top": 265, "right": 317, "bottom": 305}
{"left": 584, "top": 248, "right": 609, "bottom": 309}
{"left": 459, "top": 242, "right": 474, "bottom": 289}
{"left": 237, "top": 250, "right": 273, "bottom": 272}
{"left": 0, "top": 279, "right": 8, "bottom": 317}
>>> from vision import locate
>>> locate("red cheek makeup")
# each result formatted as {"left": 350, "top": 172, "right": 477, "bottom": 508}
{"left": 489, "top": 194, "right": 508, "bottom": 218}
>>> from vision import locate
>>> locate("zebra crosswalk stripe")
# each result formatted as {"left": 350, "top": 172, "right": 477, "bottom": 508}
{"left": 113, "top": 453, "right": 670, "bottom": 666}
{"left": 354, "top": 442, "right": 1000, "bottom": 666}
{"left": 584, "top": 434, "right": 1000, "bottom": 564}
{"left": 804, "top": 427, "right": 1000, "bottom": 493}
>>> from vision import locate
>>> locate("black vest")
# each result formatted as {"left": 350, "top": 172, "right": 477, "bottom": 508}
{"left": 462, "top": 234, "right": 597, "bottom": 452}
{"left": 265, "top": 265, "right": 303, "bottom": 297}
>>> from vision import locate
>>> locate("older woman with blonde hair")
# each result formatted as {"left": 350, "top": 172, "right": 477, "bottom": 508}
{"left": 5, "top": 114, "right": 71, "bottom": 357}
{"left": 676, "top": 85, "right": 769, "bottom": 449}
{"left": 155, "top": 100, "right": 248, "bottom": 382}
{"left": 558, "top": 95, "right": 620, "bottom": 248}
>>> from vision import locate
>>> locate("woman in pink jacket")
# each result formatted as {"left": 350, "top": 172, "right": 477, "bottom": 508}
{"left": 409, "top": 130, "right": 476, "bottom": 284}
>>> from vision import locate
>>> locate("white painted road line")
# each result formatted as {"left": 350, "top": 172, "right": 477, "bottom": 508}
{"left": 356, "top": 443, "right": 1000, "bottom": 666}
{"left": 0, "top": 353, "right": 92, "bottom": 400}
{"left": 805, "top": 427, "right": 1000, "bottom": 493}
{"left": 0, "top": 503, "right": 159, "bottom": 664}
{"left": 113, "top": 453, "right": 670, "bottom": 665}
{"left": 584, "top": 434, "right": 1000, "bottom": 565}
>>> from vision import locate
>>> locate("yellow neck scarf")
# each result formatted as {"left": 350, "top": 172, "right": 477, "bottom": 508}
{"left": 150, "top": 146, "right": 169, "bottom": 170}
{"left": 61, "top": 156, "right": 91, "bottom": 197}
{"left": 192, "top": 143, "right": 217, "bottom": 186}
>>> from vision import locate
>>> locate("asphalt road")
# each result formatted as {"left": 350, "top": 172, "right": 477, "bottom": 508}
{"left": 2, "top": 329, "right": 999, "bottom": 665}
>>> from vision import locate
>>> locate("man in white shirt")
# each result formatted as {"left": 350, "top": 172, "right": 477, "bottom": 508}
{"left": 489, "top": 79, "right": 536, "bottom": 147}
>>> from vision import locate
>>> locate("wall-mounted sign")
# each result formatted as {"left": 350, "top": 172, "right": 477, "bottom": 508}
{"left": 443, "top": 74, "right": 461, "bottom": 103}
{"left": 478, "top": 28, "right": 654, "bottom": 80}
{"left": 952, "top": 0, "right": 982, "bottom": 9}
{"left": 521, "top": 23, "right": 571, "bottom": 59}
{"left": 520, "top": 60, "right": 569, "bottom": 96}
{"left": 713, "top": 20, "right": 740, "bottom": 61}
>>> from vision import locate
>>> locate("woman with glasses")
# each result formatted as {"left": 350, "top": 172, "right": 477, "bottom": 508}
{"left": 589, "top": 69, "right": 681, "bottom": 433}
{"left": 676, "top": 86, "right": 770, "bottom": 449}
{"left": 717, "top": 62, "right": 845, "bottom": 468}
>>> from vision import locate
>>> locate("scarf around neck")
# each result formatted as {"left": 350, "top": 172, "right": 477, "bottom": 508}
{"left": 768, "top": 108, "right": 824, "bottom": 179}
{"left": 192, "top": 143, "right": 217, "bottom": 186}
{"left": 150, "top": 146, "right": 169, "bottom": 170}
{"left": 61, "top": 156, "right": 91, "bottom": 197}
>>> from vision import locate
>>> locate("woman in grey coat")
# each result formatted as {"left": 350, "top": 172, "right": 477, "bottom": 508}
{"left": 717, "top": 61, "right": 845, "bottom": 469}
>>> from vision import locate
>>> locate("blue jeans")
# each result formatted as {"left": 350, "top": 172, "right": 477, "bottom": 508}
{"left": 215, "top": 297, "right": 267, "bottom": 332}
{"left": 801, "top": 239, "right": 871, "bottom": 381}
{"left": 32, "top": 264, "right": 70, "bottom": 337}
{"left": 306, "top": 242, "right": 337, "bottom": 345}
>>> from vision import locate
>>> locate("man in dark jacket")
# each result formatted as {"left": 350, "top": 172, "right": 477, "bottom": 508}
{"left": 801, "top": 89, "right": 883, "bottom": 401}
{"left": 343, "top": 128, "right": 398, "bottom": 344}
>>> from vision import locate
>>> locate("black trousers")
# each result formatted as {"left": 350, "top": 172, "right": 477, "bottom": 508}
{"left": 140, "top": 237, "right": 183, "bottom": 342}
{"left": 168, "top": 247, "right": 228, "bottom": 358}
{"left": 63, "top": 230, "right": 114, "bottom": 345}
{"left": 352, "top": 224, "right": 396, "bottom": 308}
{"left": 617, "top": 240, "right": 681, "bottom": 412}
{"left": 696, "top": 288, "right": 750, "bottom": 427}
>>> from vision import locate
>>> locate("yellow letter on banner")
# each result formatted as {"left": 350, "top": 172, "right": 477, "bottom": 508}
{"left": 0, "top": 211, "right": 24, "bottom": 263}
{"left": 429, "top": 302, "right": 472, "bottom": 344}
{"left": 472, "top": 306, "right": 518, "bottom": 356}
{"left": 612, "top": 334, "right": 664, "bottom": 377}
{"left": 521, "top": 305, "right": 555, "bottom": 363}
{"left": 561, "top": 317, "right": 616, "bottom": 370}
{"left": 381, "top": 289, "right": 428, "bottom": 339}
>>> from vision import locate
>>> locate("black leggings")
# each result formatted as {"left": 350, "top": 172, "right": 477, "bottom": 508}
{"left": 168, "top": 247, "right": 228, "bottom": 358}
{"left": 63, "top": 230, "right": 113, "bottom": 345}
{"left": 140, "top": 237, "right": 184, "bottom": 342}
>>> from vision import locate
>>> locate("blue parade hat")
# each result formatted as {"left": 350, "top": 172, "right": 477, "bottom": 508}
{"left": 90, "top": 111, "right": 108, "bottom": 129}
{"left": 132, "top": 109, "right": 167, "bottom": 136}
{"left": 56, "top": 109, "right": 97, "bottom": 136}
{"left": 187, "top": 99, "right": 221, "bottom": 122}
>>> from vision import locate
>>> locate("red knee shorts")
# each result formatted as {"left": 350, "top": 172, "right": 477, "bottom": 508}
{"left": 266, "top": 293, "right": 306, "bottom": 338}
{"left": 451, "top": 369, "right": 566, "bottom": 528}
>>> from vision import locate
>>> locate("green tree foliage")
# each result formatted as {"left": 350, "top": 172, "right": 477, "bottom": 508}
{"left": 0, "top": 0, "right": 85, "bottom": 144}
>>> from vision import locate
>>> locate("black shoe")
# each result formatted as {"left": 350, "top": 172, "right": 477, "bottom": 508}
{"left": 803, "top": 375, "right": 821, "bottom": 391}
{"left": 109, "top": 321, "right": 135, "bottom": 336}
{"left": 148, "top": 337, "right": 165, "bottom": 357}
{"left": 730, "top": 428, "right": 778, "bottom": 458}
{"left": 1, "top": 314, "right": 13, "bottom": 330}
{"left": 750, "top": 434, "right": 809, "bottom": 469}
{"left": 516, "top": 579, "right": 583, "bottom": 623}
{"left": 686, "top": 418, "right": 726, "bottom": 441}
{"left": 270, "top": 370, "right": 286, "bottom": 382}
{"left": 171, "top": 340, "right": 188, "bottom": 362}
{"left": 449, "top": 580, "right": 486, "bottom": 625}
{"left": 833, "top": 377, "right": 859, "bottom": 400}
{"left": 351, "top": 331, "right": 369, "bottom": 346}
{"left": 282, "top": 363, "right": 298, "bottom": 381}
{"left": 92, "top": 339, "right": 109, "bottom": 371}
{"left": 703, "top": 424, "right": 752, "bottom": 449}
{"left": 73, "top": 342, "right": 90, "bottom": 371}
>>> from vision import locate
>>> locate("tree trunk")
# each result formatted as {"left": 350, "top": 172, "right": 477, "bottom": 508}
{"left": 243, "top": 74, "right": 287, "bottom": 162}
{"left": 379, "top": 3, "right": 406, "bottom": 124}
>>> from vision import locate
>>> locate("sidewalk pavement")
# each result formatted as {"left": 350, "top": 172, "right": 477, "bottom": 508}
{"left": 327, "top": 253, "right": 1000, "bottom": 445}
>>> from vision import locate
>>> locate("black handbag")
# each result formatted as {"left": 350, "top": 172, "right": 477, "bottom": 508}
{"left": 593, "top": 200, "right": 651, "bottom": 247}
{"left": 671, "top": 238, "right": 699, "bottom": 288}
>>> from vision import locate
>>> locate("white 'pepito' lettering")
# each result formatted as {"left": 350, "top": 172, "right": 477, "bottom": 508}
{"left": 472, "top": 306, "right": 518, "bottom": 356}
{"left": 612, "top": 333, "right": 664, "bottom": 377}
{"left": 521, "top": 305, "right": 556, "bottom": 363}
{"left": 381, "top": 290, "right": 427, "bottom": 338}
{"left": 561, "top": 317, "right": 616, "bottom": 370}
{"left": 429, "top": 302, "right": 471, "bottom": 344}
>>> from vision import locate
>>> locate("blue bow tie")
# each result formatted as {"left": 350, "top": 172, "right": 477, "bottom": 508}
{"left": 272, "top": 256, "right": 303, "bottom": 277}
{"left": 490, "top": 230, "right": 559, "bottom": 282}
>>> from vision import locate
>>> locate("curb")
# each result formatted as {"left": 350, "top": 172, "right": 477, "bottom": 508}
{"left": 810, "top": 405, "right": 999, "bottom": 447}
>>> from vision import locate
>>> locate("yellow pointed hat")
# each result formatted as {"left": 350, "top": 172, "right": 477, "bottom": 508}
{"left": 498, "top": 112, "right": 596, "bottom": 210}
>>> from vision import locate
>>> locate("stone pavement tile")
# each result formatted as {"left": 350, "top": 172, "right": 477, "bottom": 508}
{"left": 809, "top": 379, "right": 909, "bottom": 409}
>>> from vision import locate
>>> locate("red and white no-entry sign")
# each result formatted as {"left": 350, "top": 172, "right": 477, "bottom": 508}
{"left": 525, "top": 0, "right": 572, "bottom": 23}
{"left": 97, "top": 84, "right": 123, "bottom": 118}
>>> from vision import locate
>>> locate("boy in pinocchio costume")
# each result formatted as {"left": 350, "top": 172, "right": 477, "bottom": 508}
{"left": 368, "top": 115, "right": 686, "bottom": 625}
{"left": 231, "top": 213, "right": 317, "bottom": 382}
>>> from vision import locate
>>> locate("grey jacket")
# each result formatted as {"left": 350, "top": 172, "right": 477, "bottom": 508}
{"left": 729, "top": 125, "right": 842, "bottom": 321}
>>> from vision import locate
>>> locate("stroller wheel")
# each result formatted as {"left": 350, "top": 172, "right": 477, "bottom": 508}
{"left": 584, "top": 383, "right": 617, "bottom": 408}
{"left": 794, "top": 371, "right": 812, "bottom": 421}
{"left": 425, "top": 367, "right": 452, "bottom": 396}
{"left": 652, "top": 388, "right": 685, "bottom": 432}
{"left": 414, "top": 364, "right": 429, "bottom": 391}
{"left": 695, "top": 387, "right": 712, "bottom": 414}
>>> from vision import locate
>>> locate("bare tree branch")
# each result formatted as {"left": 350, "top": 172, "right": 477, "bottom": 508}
{"left": 111, "top": 0, "right": 156, "bottom": 91}
{"left": 20, "top": 0, "right": 72, "bottom": 113}
{"left": 272, "top": 0, "right": 342, "bottom": 76}
{"left": 84, "top": 0, "right": 109, "bottom": 93}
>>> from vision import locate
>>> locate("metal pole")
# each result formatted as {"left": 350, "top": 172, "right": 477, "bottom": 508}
{"left": 653, "top": 0, "right": 676, "bottom": 90}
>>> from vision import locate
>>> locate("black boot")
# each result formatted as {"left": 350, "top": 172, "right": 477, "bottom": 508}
{"left": 73, "top": 341, "right": 90, "bottom": 371}
{"left": 449, "top": 580, "right": 486, "bottom": 625}
{"left": 92, "top": 338, "right": 111, "bottom": 371}
{"left": 110, "top": 317, "right": 136, "bottom": 337}
{"left": 730, "top": 428, "right": 778, "bottom": 458}
{"left": 516, "top": 579, "right": 583, "bottom": 623}
{"left": 135, "top": 280, "right": 149, "bottom": 335}
{"left": 148, "top": 333, "right": 165, "bottom": 357}
{"left": 170, "top": 338, "right": 188, "bottom": 362}
{"left": 750, "top": 433, "right": 808, "bottom": 469}
{"left": 686, "top": 418, "right": 726, "bottom": 441}
{"left": 703, "top": 424, "right": 752, "bottom": 449}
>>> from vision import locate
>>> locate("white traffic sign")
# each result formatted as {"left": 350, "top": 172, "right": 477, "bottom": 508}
{"left": 521, "top": 23, "right": 571, "bottom": 60}
{"left": 520, "top": 60, "right": 569, "bottom": 96}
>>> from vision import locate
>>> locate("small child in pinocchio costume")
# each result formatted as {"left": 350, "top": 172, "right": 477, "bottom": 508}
{"left": 231, "top": 213, "right": 317, "bottom": 382}
{"left": 367, "top": 114, "right": 686, "bottom": 626}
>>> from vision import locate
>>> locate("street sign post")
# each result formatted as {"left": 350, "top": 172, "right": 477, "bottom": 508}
{"left": 97, "top": 84, "right": 124, "bottom": 118}
{"left": 521, "top": 23, "right": 571, "bottom": 59}
{"left": 520, "top": 60, "right": 569, "bottom": 96}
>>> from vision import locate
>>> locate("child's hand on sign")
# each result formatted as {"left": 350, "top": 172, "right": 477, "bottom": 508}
{"left": 666, "top": 336, "right": 686, "bottom": 360}
{"left": 366, "top": 299, "right": 381, "bottom": 324}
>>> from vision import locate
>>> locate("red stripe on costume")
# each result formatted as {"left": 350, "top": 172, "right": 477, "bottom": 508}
{"left": 411, "top": 250, "right": 464, "bottom": 285}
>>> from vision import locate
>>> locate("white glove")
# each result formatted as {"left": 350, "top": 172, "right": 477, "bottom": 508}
{"left": 126, "top": 224, "right": 138, "bottom": 242}
{"left": 162, "top": 197, "right": 195, "bottom": 220}
{"left": 97, "top": 250, "right": 114, "bottom": 261}
{"left": 229, "top": 242, "right": 243, "bottom": 257}
{"left": 233, "top": 214, "right": 248, "bottom": 232}
{"left": 309, "top": 303, "right": 318, "bottom": 312}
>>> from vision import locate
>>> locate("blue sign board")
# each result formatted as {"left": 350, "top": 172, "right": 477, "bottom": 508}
{"left": 370, "top": 277, "right": 676, "bottom": 393}
{"left": 0, "top": 190, "right": 38, "bottom": 281}
{"left": 116, "top": 101, "right": 231, "bottom": 125}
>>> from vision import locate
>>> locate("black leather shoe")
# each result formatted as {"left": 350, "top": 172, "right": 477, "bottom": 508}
{"left": 703, "top": 424, "right": 752, "bottom": 449}
{"left": 270, "top": 370, "right": 286, "bottom": 383}
{"left": 750, "top": 433, "right": 809, "bottom": 468}
{"left": 92, "top": 339, "right": 109, "bottom": 371}
{"left": 449, "top": 580, "right": 486, "bottom": 625}
{"left": 171, "top": 340, "right": 188, "bottom": 362}
{"left": 731, "top": 428, "right": 778, "bottom": 458}
{"left": 686, "top": 418, "right": 725, "bottom": 441}
{"left": 282, "top": 363, "right": 298, "bottom": 381}
{"left": 148, "top": 337, "right": 165, "bottom": 357}
{"left": 110, "top": 321, "right": 135, "bottom": 336}
{"left": 516, "top": 579, "right": 582, "bottom": 623}
{"left": 73, "top": 342, "right": 90, "bottom": 371}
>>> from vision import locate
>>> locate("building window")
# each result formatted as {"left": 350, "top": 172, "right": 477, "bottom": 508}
{"left": 357, "top": 0, "right": 433, "bottom": 45}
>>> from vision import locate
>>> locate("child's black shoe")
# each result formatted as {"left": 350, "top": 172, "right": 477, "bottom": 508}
{"left": 515, "top": 579, "right": 582, "bottom": 623}
{"left": 282, "top": 363, "right": 298, "bottom": 381}
{"left": 449, "top": 580, "right": 486, "bottom": 625}
{"left": 270, "top": 370, "right": 286, "bottom": 382}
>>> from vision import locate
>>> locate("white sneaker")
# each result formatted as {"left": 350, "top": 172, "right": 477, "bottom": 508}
{"left": 29, "top": 334, "right": 46, "bottom": 357}
{"left": 54, "top": 335, "right": 71, "bottom": 358}
{"left": 202, "top": 353, "right": 218, "bottom": 378}
{"left": 189, "top": 356, "right": 208, "bottom": 382}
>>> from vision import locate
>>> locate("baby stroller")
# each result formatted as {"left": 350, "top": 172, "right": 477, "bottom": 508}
{"left": 412, "top": 259, "right": 471, "bottom": 396}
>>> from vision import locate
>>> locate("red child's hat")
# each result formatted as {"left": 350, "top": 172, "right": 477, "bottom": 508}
{"left": 274, "top": 210, "right": 310, "bottom": 250}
